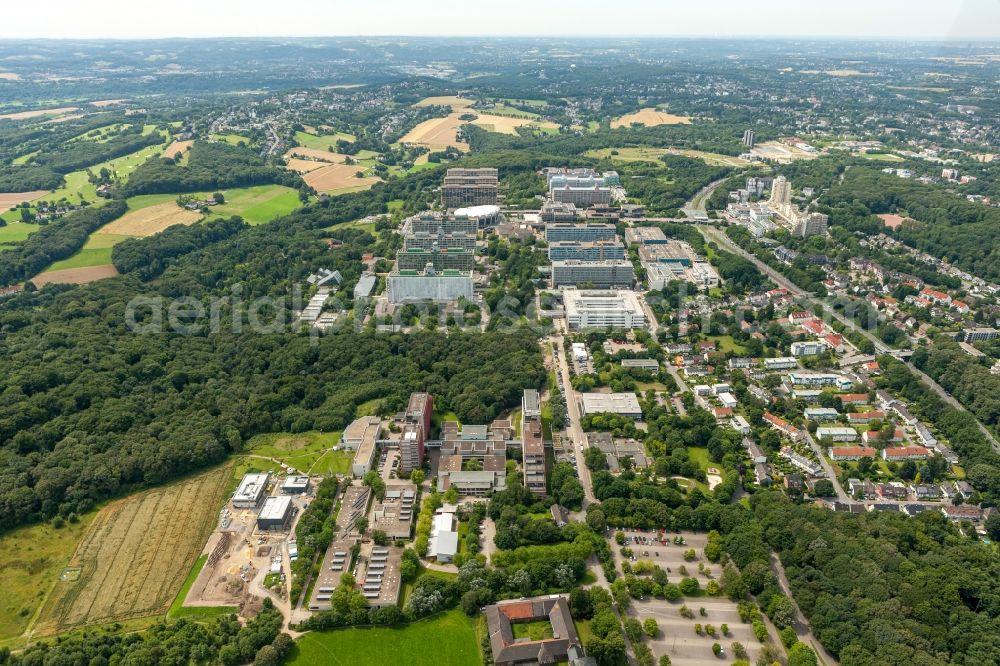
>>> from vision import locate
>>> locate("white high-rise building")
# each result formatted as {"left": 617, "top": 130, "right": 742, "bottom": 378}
{"left": 769, "top": 176, "right": 791, "bottom": 207}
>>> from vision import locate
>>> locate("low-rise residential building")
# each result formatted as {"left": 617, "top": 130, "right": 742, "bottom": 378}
{"left": 882, "top": 446, "right": 930, "bottom": 461}
{"left": 847, "top": 411, "right": 885, "bottom": 424}
{"left": 942, "top": 505, "right": 982, "bottom": 523}
{"left": 804, "top": 407, "right": 839, "bottom": 421}
{"left": 780, "top": 446, "right": 823, "bottom": 476}
{"left": 731, "top": 415, "right": 751, "bottom": 434}
{"left": 765, "top": 411, "right": 801, "bottom": 441}
{"left": 862, "top": 429, "right": 904, "bottom": 444}
{"left": 828, "top": 446, "right": 877, "bottom": 461}
{"left": 791, "top": 340, "right": 828, "bottom": 357}
{"left": 816, "top": 426, "right": 859, "bottom": 442}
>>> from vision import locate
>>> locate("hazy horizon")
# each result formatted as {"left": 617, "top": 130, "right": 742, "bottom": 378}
{"left": 3, "top": 0, "right": 999, "bottom": 41}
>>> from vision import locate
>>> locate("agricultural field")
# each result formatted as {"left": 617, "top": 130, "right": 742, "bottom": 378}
{"left": 0, "top": 513, "right": 96, "bottom": 642}
{"left": 0, "top": 106, "right": 79, "bottom": 120}
{"left": 31, "top": 265, "right": 119, "bottom": 287}
{"left": 398, "top": 115, "right": 470, "bottom": 151}
{"left": 45, "top": 233, "right": 132, "bottom": 271}
{"left": 301, "top": 163, "right": 382, "bottom": 193}
{"left": 289, "top": 609, "right": 480, "bottom": 666}
{"left": 0, "top": 191, "right": 48, "bottom": 209}
{"left": 33, "top": 466, "right": 231, "bottom": 636}
{"left": 414, "top": 95, "right": 474, "bottom": 110}
{"left": 611, "top": 107, "right": 692, "bottom": 128}
{"left": 164, "top": 139, "right": 194, "bottom": 158}
{"left": 468, "top": 113, "right": 559, "bottom": 136}
{"left": 244, "top": 430, "right": 348, "bottom": 475}
{"left": 97, "top": 201, "right": 201, "bottom": 236}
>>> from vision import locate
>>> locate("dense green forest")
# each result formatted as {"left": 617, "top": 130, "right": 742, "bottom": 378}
{"left": 0, "top": 164, "right": 64, "bottom": 192}
{"left": 821, "top": 169, "right": 1000, "bottom": 281}
{"left": 0, "top": 186, "right": 543, "bottom": 531}
{"left": 0, "top": 200, "right": 127, "bottom": 287}
{"left": 112, "top": 216, "right": 248, "bottom": 279}
{"left": 746, "top": 492, "right": 1000, "bottom": 665}
{"left": 123, "top": 141, "right": 303, "bottom": 196}
{"left": 31, "top": 127, "right": 164, "bottom": 174}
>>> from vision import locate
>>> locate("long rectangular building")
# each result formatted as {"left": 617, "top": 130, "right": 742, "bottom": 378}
{"left": 522, "top": 413, "right": 547, "bottom": 497}
{"left": 551, "top": 259, "right": 635, "bottom": 288}
{"left": 396, "top": 246, "right": 475, "bottom": 271}
{"left": 544, "top": 222, "right": 617, "bottom": 242}
{"left": 563, "top": 289, "right": 646, "bottom": 330}
{"left": 401, "top": 392, "right": 432, "bottom": 474}
{"left": 547, "top": 239, "right": 626, "bottom": 261}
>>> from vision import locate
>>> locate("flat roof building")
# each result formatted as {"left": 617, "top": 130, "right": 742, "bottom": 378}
{"left": 352, "top": 420, "right": 380, "bottom": 478}
{"left": 401, "top": 392, "right": 433, "bottom": 475}
{"left": 625, "top": 226, "right": 667, "bottom": 246}
{"left": 387, "top": 265, "right": 473, "bottom": 303}
{"left": 580, "top": 392, "right": 642, "bottom": 419}
{"left": 551, "top": 184, "right": 612, "bottom": 206}
{"left": 280, "top": 476, "right": 310, "bottom": 494}
{"left": 544, "top": 222, "right": 617, "bottom": 243}
{"left": 354, "top": 272, "right": 378, "bottom": 300}
{"left": 563, "top": 289, "right": 646, "bottom": 330}
{"left": 257, "top": 495, "right": 294, "bottom": 531}
{"left": 539, "top": 201, "right": 579, "bottom": 223}
{"left": 551, "top": 259, "right": 635, "bottom": 288}
{"left": 547, "top": 239, "right": 626, "bottom": 262}
{"left": 428, "top": 509, "right": 459, "bottom": 562}
{"left": 522, "top": 389, "right": 541, "bottom": 420}
{"left": 522, "top": 416, "right": 547, "bottom": 497}
{"left": 370, "top": 485, "right": 417, "bottom": 540}
{"left": 232, "top": 473, "right": 270, "bottom": 509}
{"left": 360, "top": 546, "right": 402, "bottom": 607}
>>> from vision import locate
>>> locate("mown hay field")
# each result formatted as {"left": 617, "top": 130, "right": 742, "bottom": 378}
{"left": 34, "top": 466, "right": 230, "bottom": 635}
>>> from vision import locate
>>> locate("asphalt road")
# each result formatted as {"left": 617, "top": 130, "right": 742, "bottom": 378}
{"left": 549, "top": 331, "right": 597, "bottom": 506}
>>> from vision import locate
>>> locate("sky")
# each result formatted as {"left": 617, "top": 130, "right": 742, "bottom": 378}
{"left": 2, "top": 0, "right": 999, "bottom": 40}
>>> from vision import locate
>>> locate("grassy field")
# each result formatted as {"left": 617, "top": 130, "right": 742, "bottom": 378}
{"left": 294, "top": 130, "right": 355, "bottom": 150}
{"left": 46, "top": 233, "right": 132, "bottom": 270}
{"left": 861, "top": 153, "right": 905, "bottom": 162}
{"left": 245, "top": 431, "right": 347, "bottom": 474}
{"left": 0, "top": 220, "right": 42, "bottom": 249}
{"left": 687, "top": 447, "right": 712, "bottom": 471}
{"left": 0, "top": 513, "right": 96, "bottom": 642}
{"left": 210, "top": 133, "right": 250, "bottom": 146}
{"left": 289, "top": 609, "right": 479, "bottom": 666}
{"left": 588, "top": 146, "right": 749, "bottom": 168}
{"left": 705, "top": 335, "right": 746, "bottom": 354}
{"left": 33, "top": 466, "right": 231, "bottom": 636}
{"left": 203, "top": 184, "right": 303, "bottom": 225}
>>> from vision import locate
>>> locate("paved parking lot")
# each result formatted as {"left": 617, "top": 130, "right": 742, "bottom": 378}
{"left": 612, "top": 530, "right": 776, "bottom": 666}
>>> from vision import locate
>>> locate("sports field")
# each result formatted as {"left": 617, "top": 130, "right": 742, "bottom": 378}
{"left": 33, "top": 466, "right": 231, "bottom": 636}
{"left": 612, "top": 108, "right": 692, "bottom": 128}
{"left": 0, "top": 513, "right": 96, "bottom": 641}
{"left": 399, "top": 114, "right": 470, "bottom": 151}
{"left": 289, "top": 610, "right": 480, "bottom": 666}
{"left": 97, "top": 201, "right": 201, "bottom": 236}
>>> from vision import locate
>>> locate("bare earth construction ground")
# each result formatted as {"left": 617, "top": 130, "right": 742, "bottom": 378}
{"left": 33, "top": 466, "right": 230, "bottom": 636}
